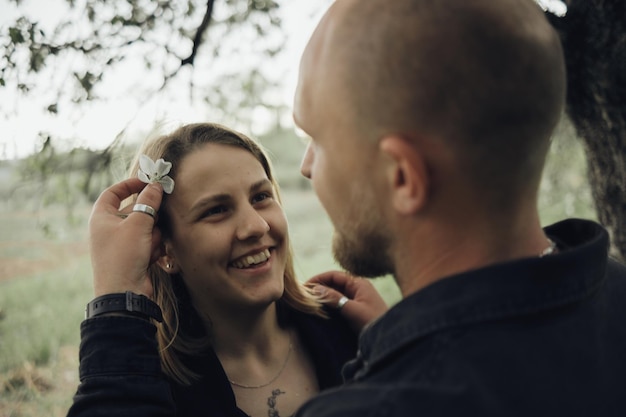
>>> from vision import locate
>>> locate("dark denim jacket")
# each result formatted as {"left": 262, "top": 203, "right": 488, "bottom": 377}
{"left": 297, "top": 219, "right": 626, "bottom": 417}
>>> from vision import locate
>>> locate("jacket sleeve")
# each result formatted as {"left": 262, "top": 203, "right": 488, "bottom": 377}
{"left": 66, "top": 316, "right": 176, "bottom": 417}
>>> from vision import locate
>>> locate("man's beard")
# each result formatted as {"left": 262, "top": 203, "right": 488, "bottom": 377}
{"left": 332, "top": 220, "right": 394, "bottom": 278}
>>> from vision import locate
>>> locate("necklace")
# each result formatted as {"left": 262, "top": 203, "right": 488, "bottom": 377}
{"left": 540, "top": 238, "right": 557, "bottom": 257}
{"left": 228, "top": 334, "right": 293, "bottom": 390}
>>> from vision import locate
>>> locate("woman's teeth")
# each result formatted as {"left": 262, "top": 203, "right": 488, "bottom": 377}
{"left": 232, "top": 249, "right": 271, "bottom": 269}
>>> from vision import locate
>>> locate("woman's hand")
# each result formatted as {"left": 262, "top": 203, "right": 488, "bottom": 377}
{"left": 307, "top": 271, "right": 388, "bottom": 333}
{"left": 89, "top": 178, "right": 164, "bottom": 298}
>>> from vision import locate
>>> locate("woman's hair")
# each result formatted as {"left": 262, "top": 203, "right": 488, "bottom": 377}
{"left": 126, "top": 122, "right": 326, "bottom": 385}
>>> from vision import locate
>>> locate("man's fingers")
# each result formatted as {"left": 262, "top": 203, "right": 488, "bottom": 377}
{"left": 307, "top": 271, "right": 353, "bottom": 293}
{"left": 312, "top": 285, "right": 349, "bottom": 308}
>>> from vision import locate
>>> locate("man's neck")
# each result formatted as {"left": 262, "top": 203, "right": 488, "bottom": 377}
{"left": 393, "top": 213, "right": 550, "bottom": 297}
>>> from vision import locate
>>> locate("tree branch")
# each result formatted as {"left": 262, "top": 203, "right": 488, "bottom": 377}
{"left": 181, "top": 0, "right": 215, "bottom": 67}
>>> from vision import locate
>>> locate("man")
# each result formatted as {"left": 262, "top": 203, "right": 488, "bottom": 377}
{"left": 292, "top": 0, "right": 626, "bottom": 415}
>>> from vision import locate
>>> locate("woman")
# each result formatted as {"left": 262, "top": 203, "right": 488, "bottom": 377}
{"left": 68, "top": 123, "right": 386, "bottom": 417}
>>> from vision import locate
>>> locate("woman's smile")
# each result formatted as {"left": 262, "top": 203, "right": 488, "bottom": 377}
{"left": 230, "top": 248, "right": 273, "bottom": 269}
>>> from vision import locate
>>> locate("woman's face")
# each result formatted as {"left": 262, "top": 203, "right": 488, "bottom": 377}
{"left": 163, "top": 143, "right": 289, "bottom": 315}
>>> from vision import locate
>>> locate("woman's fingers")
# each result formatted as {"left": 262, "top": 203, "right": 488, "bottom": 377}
{"left": 128, "top": 181, "right": 164, "bottom": 222}
{"left": 93, "top": 178, "right": 149, "bottom": 213}
{"left": 89, "top": 179, "right": 164, "bottom": 298}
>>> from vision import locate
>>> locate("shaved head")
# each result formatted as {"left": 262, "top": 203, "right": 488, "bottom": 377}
{"left": 298, "top": 0, "right": 566, "bottom": 204}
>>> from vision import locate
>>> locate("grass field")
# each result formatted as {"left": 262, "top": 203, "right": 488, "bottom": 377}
{"left": 0, "top": 205, "right": 91, "bottom": 417}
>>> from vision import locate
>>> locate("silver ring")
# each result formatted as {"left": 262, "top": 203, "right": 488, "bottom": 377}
{"left": 337, "top": 296, "right": 349, "bottom": 310}
{"left": 132, "top": 203, "right": 156, "bottom": 218}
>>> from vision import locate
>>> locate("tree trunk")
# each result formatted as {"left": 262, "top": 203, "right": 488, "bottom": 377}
{"left": 546, "top": 0, "right": 626, "bottom": 262}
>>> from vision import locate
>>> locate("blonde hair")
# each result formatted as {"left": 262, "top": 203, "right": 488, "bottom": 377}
{"left": 126, "top": 122, "right": 326, "bottom": 385}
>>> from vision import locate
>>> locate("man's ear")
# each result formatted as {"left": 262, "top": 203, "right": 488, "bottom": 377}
{"left": 379, "top": 135, "right": 430, "bottom": 215}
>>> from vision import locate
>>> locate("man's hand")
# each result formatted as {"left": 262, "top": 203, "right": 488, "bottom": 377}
{"left": 307, "top": 271, "right": 388, "bottom": 333}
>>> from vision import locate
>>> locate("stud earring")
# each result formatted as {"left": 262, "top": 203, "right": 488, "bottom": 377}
{"left": 167, "top": 263, "right": 172, "bottom": 269}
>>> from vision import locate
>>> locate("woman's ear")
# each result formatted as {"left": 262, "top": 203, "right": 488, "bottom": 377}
{"left": 156, "top": 242, "right": 180, "bottom": 274}
{"left": 379, "top": 135, "right": 430, "bottom": 215}
{"left": 157, "top": 256, "right": 180, "bottom": 274}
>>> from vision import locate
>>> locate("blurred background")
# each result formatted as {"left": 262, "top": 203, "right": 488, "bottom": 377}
{"left": 0, "top": 1, "right": 595, "bottom": 416}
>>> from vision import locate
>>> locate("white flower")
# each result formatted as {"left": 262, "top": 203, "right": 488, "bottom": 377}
{"left": 535, "top": 0, "right": 567, "bottom": 17}
{"left": 137, "top": 154, "right": 175, "bottom": 194}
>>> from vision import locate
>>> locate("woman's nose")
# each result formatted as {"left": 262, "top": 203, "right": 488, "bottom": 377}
{"left": 236, "top": 205, "right": 270, "bottom": 241}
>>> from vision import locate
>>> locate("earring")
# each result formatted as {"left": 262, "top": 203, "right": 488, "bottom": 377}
{"left": 167, "top": 263, "right": 172, "bottom": 269}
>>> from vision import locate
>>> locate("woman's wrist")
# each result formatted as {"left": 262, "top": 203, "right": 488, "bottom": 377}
{"left": 85, "top": 292, "right": 163, "bottom": 322}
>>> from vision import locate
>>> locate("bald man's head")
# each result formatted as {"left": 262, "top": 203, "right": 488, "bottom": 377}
{"left": 301, "top": 0, "right": 566, "bottom": 201}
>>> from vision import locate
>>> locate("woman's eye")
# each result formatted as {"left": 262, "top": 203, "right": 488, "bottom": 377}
{"left": 203, "top": 205, "right": 228, "bottom": 217}
{"left": 252, "top": 192, "right": 272, "bottom": 204}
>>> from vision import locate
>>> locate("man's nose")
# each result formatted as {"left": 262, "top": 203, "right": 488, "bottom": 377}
{"left": 300, "top": 142, "right": 314, "bottom": 179}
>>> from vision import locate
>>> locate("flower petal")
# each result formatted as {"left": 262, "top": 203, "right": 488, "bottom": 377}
{"left": 535, "top": 0, "right": 567, "bottom": 16}
{"left": 137, "top": 154, "right": 175, "bottom": 193}
{"left": 547, "top": 1, "right": 567, "bottom": 16}
{"left": 138, "top": 170, "right": 150, "bottom": 184}
{"left": 155, "top": 158, "right": 172, "bottom": 176}
{"left": 159, "top": 176, "right": 175, "bottom": 194}
{"left": 139, "top": 154, "right": 156, "bottom": 178}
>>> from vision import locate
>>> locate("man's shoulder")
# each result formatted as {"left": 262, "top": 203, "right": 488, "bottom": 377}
{"left": 607, "top": 256, "right": 626, "bottom": 275}
{"left": 604, "top": 257, "right": 626, "bottom": 302}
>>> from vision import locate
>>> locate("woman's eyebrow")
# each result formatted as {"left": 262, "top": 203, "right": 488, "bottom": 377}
{"left": 249, "top": 178, "right": 272, "bottom": 193}
{"left": 189, "top": 193, "right": 231, "bottom": 215}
